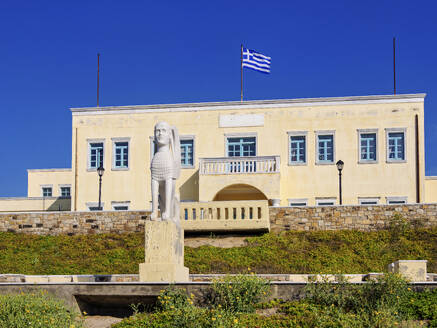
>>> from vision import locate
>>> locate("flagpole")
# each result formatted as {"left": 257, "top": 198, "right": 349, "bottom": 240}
{"left": 393, "top": 37, "right": 396, "bottom": 95}
{"left": 97, "top": 53, "right": 100, "bottom": 107}
{"left": 240, "top": 44, "right": 243, "bottom": 102}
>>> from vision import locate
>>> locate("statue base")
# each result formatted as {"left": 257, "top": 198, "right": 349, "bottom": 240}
{"left": 138, "top": 220, "right": 189, "bottom": 282}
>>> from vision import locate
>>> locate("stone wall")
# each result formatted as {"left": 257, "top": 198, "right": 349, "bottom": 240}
{"left": 0, "top": 203, "right": 436, "bottom": 235}
{"left": 0, "top": 211, "right": 150, "bottom": 235}
{"left": 269, "top": 203, "right": 437, "bottom": 233}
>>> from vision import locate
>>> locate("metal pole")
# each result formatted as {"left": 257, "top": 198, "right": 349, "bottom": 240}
{"left": 339, "top": 171, "right": 342, "bottom": 205}
{"left": 415, "top": 114, "right": 420, "bottom": 203}
{"left": 97, "top": 53, "right": 100, "bottom": 107}
{"left": 98, "top": 175, "right": 102, "bottom": 210}
{"left": 240, "top": 45, "right": 243, "bottom": 102}
{"left": 393, "top": 37, "right": 396, "bottom": 95}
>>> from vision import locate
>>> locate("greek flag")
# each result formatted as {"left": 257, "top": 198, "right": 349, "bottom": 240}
{"left": 242, "top": 48, "right": 271, "bottom": 74}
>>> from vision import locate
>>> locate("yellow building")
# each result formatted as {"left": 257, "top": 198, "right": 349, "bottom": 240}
{"left": 2, "top": 93, "right": 437, "bottom": 212}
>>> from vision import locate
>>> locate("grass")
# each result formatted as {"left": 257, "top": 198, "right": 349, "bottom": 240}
{"left": 0, "top": 226, "right": 435, "bottom": 275}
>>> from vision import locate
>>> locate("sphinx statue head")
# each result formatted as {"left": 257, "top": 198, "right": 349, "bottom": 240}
{"left": 150, "top": 122, "right": 181, "bottom": 224}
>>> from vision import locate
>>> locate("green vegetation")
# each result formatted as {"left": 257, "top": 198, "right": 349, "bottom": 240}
{"left": 0, "top": 291, "right": 83, "bottom": 328}
{"left": 114, "top": 273, "right": 437, "bottom": 328}
{"left": 0, "top": 224, "right": 435, "bottom": 274}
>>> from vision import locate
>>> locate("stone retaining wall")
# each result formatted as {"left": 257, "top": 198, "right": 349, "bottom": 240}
{"left": 0, "top": 211, "right": 150, "bottom": 235}
{"left": 269, "top": 203, "right": 437, "bottom": 233}
{"left": 0, "top": 203, "right": 436, "bottom": 235}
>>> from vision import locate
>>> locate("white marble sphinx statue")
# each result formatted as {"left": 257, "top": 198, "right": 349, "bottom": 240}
{"left": 139, "top": 121, "right": 188, "bottom": 282}
{"left": 150, "top": 121, "right": 181, "bottom": 226}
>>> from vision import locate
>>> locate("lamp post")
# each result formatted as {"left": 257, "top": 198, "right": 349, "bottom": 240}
{"left": 97, "top": 165, "right": 105, "bottom": 210}
{"left": 336, "top": 160, "right": 344, "bottom": 205}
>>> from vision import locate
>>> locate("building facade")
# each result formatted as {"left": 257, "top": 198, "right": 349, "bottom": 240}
{"left": 2, "top": 93, "right": 437, "bottom": 212}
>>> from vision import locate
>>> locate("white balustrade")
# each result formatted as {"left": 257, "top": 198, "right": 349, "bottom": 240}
{"left": 199, "top": 156, "right": 280, "bottom": 175}
{"left": 180, "top": 200, "right": 270, "bottom": 232}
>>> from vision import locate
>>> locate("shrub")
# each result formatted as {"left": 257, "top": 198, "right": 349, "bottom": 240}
{"left": 156, "top": 286, "right": 194, "bottom": 312}
{"left": 362, "top": 273, "right": 411, "bottom": 314}
{"left": 0, "top": 291, "right": 83, "bottom": 328}
{"left": 209, "top": 274, "right": 270, "bottom": 313}
{"left": 399, "top": 288, "right": 437, "bottom": 322}
{"left": 114, "top": 308, "right": 240, "bottom": 328}
{"left": 304, "top": 275, "right": 364, "bottom": 312}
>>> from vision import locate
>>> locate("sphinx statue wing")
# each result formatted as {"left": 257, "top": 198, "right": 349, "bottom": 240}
{"left": 172, "top": 126, "right": 181, "bottom": 179}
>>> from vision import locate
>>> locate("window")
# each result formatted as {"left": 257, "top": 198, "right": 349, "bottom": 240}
{"left": 112, "top": 201, "right": 130, "bottom": 211}
{"left": 227, "top": 137, "right": 256, "bottom": 157}
{"left": 288, "top": 132, "right": 307, "bottom": 165}
{"left": 316, "top": 132, "right": 335, "bottom": 164}
{"left": 42, "top": 187, "right": 52, "bottom": 197}
{"left": 358, "top": 197, "right": 379, "bottom": 205}
{"left": 386, "top": 197, "right": 407, "bottom": 204}
{"left": 89, "top": 142, "right": 104, "bottom": 169}
{"left": 387, "top": 130, "right": 405, "bottom": 162}
{"left": 87, "top": 202, "right": 104, "bottom": 211}
{"left": 288, "top": 199, "right": 308, "bottom": 207}
{"left": 316, "top": 198, "right": 336, "bottom": 206}
{"left": 60, "top": 187, "right": 71, "bottom": 197}
{"left": 114, "top": 141, "right": 129, "bottom": 169}
{"left": 358, "top": 130, "right": 377, "bottom": 163}
{"left": 180, "top": 139, "right": 194, "bottom": 167}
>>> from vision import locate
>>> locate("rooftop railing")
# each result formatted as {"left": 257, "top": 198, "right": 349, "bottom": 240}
{"left": 199, "top": 156, "right": 280, "bottom": 175}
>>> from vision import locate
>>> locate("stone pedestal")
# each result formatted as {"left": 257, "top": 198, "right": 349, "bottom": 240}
{"left": 388, "top": 260, "right": 427, "bottom": 282}
{"left": 139, "top": 221, "right": 189, "bottom": 282}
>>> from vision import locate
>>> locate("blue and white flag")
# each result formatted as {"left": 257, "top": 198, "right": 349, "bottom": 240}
{"left": 242, "top": 48, "right": 271, "bottom": 74}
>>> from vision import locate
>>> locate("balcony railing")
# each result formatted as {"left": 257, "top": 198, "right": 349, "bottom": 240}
{"left": 180, "top": 200, "right": 270, "bottom": 232}
{"left": 199, "top": 156, "right": 280, "bottom": 175}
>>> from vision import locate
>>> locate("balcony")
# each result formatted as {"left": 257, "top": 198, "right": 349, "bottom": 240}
{"left": 198, "top": 156, "right": 281, "bottom": 202}
{"left": 199, "top": 156, "right": 280, "bottom": 175}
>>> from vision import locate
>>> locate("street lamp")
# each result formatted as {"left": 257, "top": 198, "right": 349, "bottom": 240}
{"left": 336, "top": 160, "right": 344, "bottom": 205}
{"left": 97, "top": 165, "right": 105, "bottom": 210}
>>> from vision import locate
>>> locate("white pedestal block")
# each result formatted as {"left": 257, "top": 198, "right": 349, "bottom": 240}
{"left": 139, "top": 221, "right": 189, "bottom": 282}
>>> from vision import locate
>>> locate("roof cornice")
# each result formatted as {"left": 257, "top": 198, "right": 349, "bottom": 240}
{"left": 27, "top": 168, "right": 72, "bottom": 173}
{"left": 70, "top": 93, "right": 426, "bottom": 115}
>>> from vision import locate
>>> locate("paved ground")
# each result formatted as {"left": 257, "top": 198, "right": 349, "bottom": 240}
{"left": 84, "top": 316, "right": 123, "bottom": 328}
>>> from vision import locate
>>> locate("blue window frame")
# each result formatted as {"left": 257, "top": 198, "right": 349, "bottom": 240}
{"left": 227, "top": 137, "right": 256, "bottom": 157}
{"left": 60, "top": 187, "right": 70, "bottom": 197}
{"left": 89, "top": 142, "right": 104, "bottom": 169}
{"left": 42, "top": 187, "right": 52, "bottom": 197}
{"left": 360, "top": 133, "right": 377, "bottom": 161}
{"left": 388, "top": 132, "right": 405, "bottom": 160}
{"left": 290, "top": 136, "right": 306, "bottom": 163}
{"left": 180, "top": 139, "right": 194, "bottom": 167}
{"left": 114, "top": 142, "right": 129, "bottom": 168}
{"left": 317, "top": 135, "right": 334, "bottom": 163}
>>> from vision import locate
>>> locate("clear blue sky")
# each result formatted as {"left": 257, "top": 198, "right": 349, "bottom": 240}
{"left": 1, "top": 0, "right": 436, "bottom": 196}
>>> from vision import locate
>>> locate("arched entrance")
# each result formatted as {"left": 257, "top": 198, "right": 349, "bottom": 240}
{"left": 213, "top": 184, "right": 268, "bottom": 201}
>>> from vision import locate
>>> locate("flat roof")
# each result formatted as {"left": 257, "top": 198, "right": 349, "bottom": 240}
{"left": 71, "top": 93, "right": 426, "bottom": 115}
{"left": 27, "top": 168, "right": 71, "bottom": 173}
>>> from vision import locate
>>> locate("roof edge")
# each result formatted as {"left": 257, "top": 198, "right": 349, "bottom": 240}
{"left": 27, "top": 168, "right": 72, "bottom": 173}
{"left": 70, "top": 93, "right": 426, "bottom": 112}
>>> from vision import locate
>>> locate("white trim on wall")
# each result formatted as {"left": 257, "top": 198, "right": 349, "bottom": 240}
{"left": 111, "top": 137, "right": 131, "bottom": 171}
{"left": 386, "top": 196, "right": 408, "bottom": 204}
{"left": 180, "top": 135, "right": 196, "bottom": 169}
{"left": 357, "top": 129, "right": 378, "bottom": 164}
{"left": 316, "top": 198, "right": 336, "bottom": 206}
{"left": 358, "top": 197, "right": 380, "bottom": 205}
{"left": 385, "top": 128, "right": 407, "bottom": 163}
{"left": 287, "top": 131, "right": 308, "bottom": 166}
{"left": 315, "top": 130, "right": 336, "bottom": 165}
{"left": 287, "top": 198, "right": 308, "bottom": 206}
{"left": 87, "top": 138, "right": 105, "bottom": 171}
